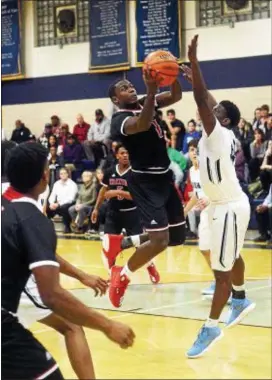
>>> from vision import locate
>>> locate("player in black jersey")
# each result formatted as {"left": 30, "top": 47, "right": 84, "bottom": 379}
{"left": 106, "top": 69, "right": 186, "bottom": 307}
{"left": 91, "top": 143, "right": 160, "bottom": 286}
{"left": 1, "top": 142, "right": 135, "bottom": 379}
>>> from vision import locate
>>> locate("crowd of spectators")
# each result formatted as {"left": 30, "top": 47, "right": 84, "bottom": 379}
{"left": 3, "top": 103, "right": 271, "bottom": 241}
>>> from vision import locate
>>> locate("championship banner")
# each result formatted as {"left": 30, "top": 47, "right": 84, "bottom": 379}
{"left": 89, "top": 0, "right": 130, "bottom": 73}
{"left": 1, "top": 0, "right": 23, "bottom": 81}
{"left": 136, "top": 0, "right": 182, "bottom": 65}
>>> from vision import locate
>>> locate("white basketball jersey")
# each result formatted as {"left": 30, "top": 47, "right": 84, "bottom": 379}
{"left": 198, "top": 119, "right": 244, "bottom": 203}
{"left": 189, "top": 165, "right": 206, "bottom": 199}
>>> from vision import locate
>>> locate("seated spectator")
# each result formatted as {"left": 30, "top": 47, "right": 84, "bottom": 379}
{"left": 38, "top": 123, "right": 53, "bottom": 149}
{"left": 249, "top": 129, "right": 268, "bottom": 181}
{"left": 166, "top": 109, "right": 185, "bottom": 150}
{"left": 69, "top": 171, "right": 97, "bottom": 233}
{"left": 233, "top": 118, "right": 254, "bottom": 161}
{"left": 63, "top": 134, "right": 85, "bottom": 169}
{"left": 10, "top": 120, "right": 32, "bottom": 144}
{"left": 235, "top": 139, "right": 247, "bottom": 183}
{"left": 182, "top": 119, "right": 201, "bottom": 154}
{"left": 47, "top": 167, "right": 78, "bottom": 233}
{"left": 48, "top": 146, "right": 64, "bottom": 190}
{"left": 48, "top": 134, "right": 63, "bottom": 156}
{"left": 254, "top": 184, "right": 272, "bottom": 242}
{"left": 265, "top": 113, "right": 272, "bottom": 141}
{"left": 59, "top": 123, "right": 70, "bottom": 147}
{"left": 259, "top": 104, "right": 270, "bottom": 132}
{"left": 165, "top": 133, "right": 187, "bottom": 186}
{"left": 51, "top": 115, "right": 61, "bottom": 137}
{"left": 101, "top": 141, "right": 118, "bottom": 171}
{"left": 95, "top": 168, "right": 104, "bottom": 193}
{"left": 252, "top": 107, "right": 262, "bottom": 130}
{"left": 260, "top": 140, "right": 272, "bottom": 192}
{"left": 83, "top": 109, "right": 110, "bottom": 166}
{"left": 156, "top": 110, "right": 169, "bottom": 137}
{"left": 73, "top": 114, "right": 90, "bottom": 143}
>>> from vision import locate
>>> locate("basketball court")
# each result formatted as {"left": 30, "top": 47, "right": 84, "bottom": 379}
{"left": 26, "top": 236, "right": 271, "bottom": 379}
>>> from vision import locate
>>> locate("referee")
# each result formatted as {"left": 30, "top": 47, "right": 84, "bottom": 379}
{"left": 2, "top": 142, "right": 135, "bottom": 379}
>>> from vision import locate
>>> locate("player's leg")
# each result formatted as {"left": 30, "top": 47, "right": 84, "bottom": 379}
{"left": 102, "top": 210, "right": 123, "bottom": 270}
{"left": 226, "top": 198, "right": 255, "bottom": 328}
{"left": 40, "top": 313, "right": 95, "bottom": 380}
{"left": 1, "top": 309, "right": 63, "bottom": 380}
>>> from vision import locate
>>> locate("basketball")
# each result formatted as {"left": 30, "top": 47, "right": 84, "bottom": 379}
{"left": 143, "top": 50, "right": 179, "bottom": 87}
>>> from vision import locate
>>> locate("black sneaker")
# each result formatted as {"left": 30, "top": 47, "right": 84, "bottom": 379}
{"left": 254, "top": 235, "right": 269, "bottom": 242}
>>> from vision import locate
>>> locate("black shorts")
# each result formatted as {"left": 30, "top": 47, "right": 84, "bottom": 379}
{"left": 2, "top": 309, "right": 63, "bottom": 380}
{"left": 104, "top": 208, "right": 143, "bottom": 236}
{"left": 128, "top": 171, "right": 185, "bottom": 245}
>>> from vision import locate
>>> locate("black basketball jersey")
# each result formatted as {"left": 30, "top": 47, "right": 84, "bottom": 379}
{"left": 1, "top": 196, "right": 58, "bottom": 313}
{"left": 102, "top": 165, "right": 136, "bottom": 211}
{"left": 110, "top": 97, "right": 170, "bottom": 174}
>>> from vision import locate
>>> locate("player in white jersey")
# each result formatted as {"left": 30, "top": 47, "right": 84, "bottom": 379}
{"left": 183, "top": 36, "right": 255, "bottom": 358}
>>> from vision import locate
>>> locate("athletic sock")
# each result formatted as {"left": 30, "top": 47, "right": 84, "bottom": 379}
{"left": 121, "top": 235, "right": 141, "bottom": 250}
{"left": 120, "top": 264, "right": 133, "bottom": 279}
{"left": 205, "top": 318, "right": 219, "bottom": 328}
{"left": 232, "top": 284, "right": 246, "bottom": 299}
{"left": 146, "top": 260, "right": 154, "bottom": 268}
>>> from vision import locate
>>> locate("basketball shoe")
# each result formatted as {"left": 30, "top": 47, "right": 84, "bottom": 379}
{"left": 102, "top": 234, "right": 123, "bottom": 270}
{"left": 186, "top": 325, "right": 224, "bottom": 358}
{"left": 147, "top": 263, "right": 160, "bottom": 284}
{"left": 225, "top": 298, "right": 256, "bottom": 328}
{"left": 109, "top": 266, "right": 130, "bottom": 308}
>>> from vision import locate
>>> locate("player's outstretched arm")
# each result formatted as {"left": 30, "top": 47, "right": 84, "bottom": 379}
{"left": 155, "top": 79, "right": 182, "bottom": 108}
{"left": 123, "top": 68, "right": 159, "bottom": 135}
{"left": 33, "top": 265, "right": 135, "bottom": 348}
{"left": 188, "top": 35, "right": 216, "bottom": 136}
{"left": 91, "top": 186, "right": 107, "bottom": 223}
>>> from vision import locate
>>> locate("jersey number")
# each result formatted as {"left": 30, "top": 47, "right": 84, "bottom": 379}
{"left": 117, "top": 186, "right": 124, "bottom": 200}
{"left": 152, "top": 120, "right": 163, "bottom": 138}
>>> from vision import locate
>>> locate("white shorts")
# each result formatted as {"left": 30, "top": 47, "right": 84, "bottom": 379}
{"left": 198, "top": 207, "right": 210, "bottom": 251}
{"left": 201, "top": 194, "right": 250, "bottom": 272}
{"left": 18, "top": 275, "right": 51, "bottom": 328}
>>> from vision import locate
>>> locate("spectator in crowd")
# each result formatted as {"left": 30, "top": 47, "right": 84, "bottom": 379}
{"left": 47, "top": 167, "right": 78, "bottom": 233}
{"left": 51, "top": 115, "right": 61, "bottom": 137}
{"left": 260, "top": 104, "right": 270, "bottom": 130}
{"left": 260, "top": 140, "right": 272, "bottom": 192}
{"left": 252, "top": 107, "right": 262, "bottom": 130}
{"left": 38, "top": 123, "right": 53, "bottom": 149}
{"left": 182, "top": 119, "right": 201, "bottom": 154}
{"left": 63, "top": 134, "right": 85, "bottom": 168}
{"left": 235, "top": 139, "right": 247, "bottom": 183}
{"left": 233, "top": 117, "right": 254, "bottom": 161}
{"left": 48, "top": 134, "right": 63, "bottom": 156}
{"left": 165, "top": 132, "right": 187, "bottom": 186}
{"left": 249, "top": 129, "right": 268, "bottom": 181}
{"left": 69, "top": 171, "right": 97, "bottom": 233}
{"left": 101, "top": 141, "right": 118, "bottom": 171}
{"left": 254, "top": 184, "right": 272, "bottom": 242}
{"left": 73, "top": 114, "right": 90, "bottom": 143}
{"left": 48, "top": 146, "right": 64, "bottom": 190}
{"left": 166, "top": 109, "right": 186, "bottom": 150}
{"left": 95, "top": 168, "right": 104, "bottom": 193}
{"left": 10, "top": 120, "right": 32, "bottom": 144}
{"left": 59, "top": 123, "right": 70, "bottom": 147}
{"left": 265, "top": 113, "right": 272, "bottom": 140}
{"left": 83, "top": 109, "right": 110, "bottom": 166}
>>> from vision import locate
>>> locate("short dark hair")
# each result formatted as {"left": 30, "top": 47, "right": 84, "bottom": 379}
{"left": 1, "top": 140, "right": 17, "bottom": 178}
{"left": 167, "top": 109, "right": 175, "bottom": 116}
{"left": 95, "top": 109, "right": 104, "bottom": 116}
{"left": 254, "top": 128, "right": 265, "bottom": 142}
{"left": 115, "top": 142, "right": 126, "bottom": 154}
{"left": 220, "top": 100, "right": 241, "bottom": 127}
{"left": 188, "top": 119, "right": 196, "bottom": 127}
{"left": 188, "top": 139, "right": 199, "bottom": 149}
{"left": 156, "top": 110, "right": 163, "bottom": 117}
{"left": 108, "top": 79, "right": 123, "bottom": 99}
{"left": 261, "top": 104, "right": 269, "bottom": 112}
{"left": 6, "top": 142, "right": 48, "bottom": 193}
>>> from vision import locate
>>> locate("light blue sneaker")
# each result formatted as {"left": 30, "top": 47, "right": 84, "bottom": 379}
{"left": 201, "top": 282, "right": 215, "bottom": 295}
{"left": 225, "top": 298, "right": 256, "bottom": 329}
{"left": 186, "top": 325, "right": 224, "bottom": 358}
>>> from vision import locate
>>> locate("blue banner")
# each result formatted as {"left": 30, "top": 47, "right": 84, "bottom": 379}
{"left": 136, "top": 0, "right": 181, "bottom": 64}
{"left": 89, "top": 0, "right": 130, "bottom": 73}
{"left": 1, "top": 0, "right": 23, "bottom": 80}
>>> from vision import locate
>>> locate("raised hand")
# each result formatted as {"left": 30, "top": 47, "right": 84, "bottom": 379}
{"left": 188, "top": 35, "right": 199, "bottom": 63}
{"left": 143, "top": 66, "right": 160, "bottom": 95}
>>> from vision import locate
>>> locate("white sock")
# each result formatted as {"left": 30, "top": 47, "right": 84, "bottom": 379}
{"left": 205, "top": 318, "right": 219, "bottom": 328}
{"left": 232, "top": 284, "right": 245, "bottom": 291}
{"left": 146, "top": 260, "right": 154, "bottom": 268}
{"left": 120, "top": 264, "right": 133, "bottom": 279}
{"left": 130, "top": 235, "right": 141, "bottom": 247}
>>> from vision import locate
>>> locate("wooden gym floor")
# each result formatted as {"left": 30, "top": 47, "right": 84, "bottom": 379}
{"left": 29, "top": 236, "right": 271, "bottom": 379}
